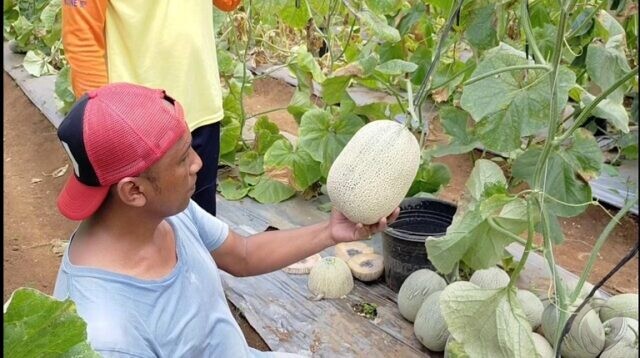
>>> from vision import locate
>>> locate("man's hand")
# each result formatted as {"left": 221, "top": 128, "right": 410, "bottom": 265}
{"left": 329, "top": 208, "right": 400, "bottom": 244}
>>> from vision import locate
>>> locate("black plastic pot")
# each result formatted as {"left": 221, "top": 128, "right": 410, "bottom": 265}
{"left": 382, "top": 197, "right": 457, "bottom": 292}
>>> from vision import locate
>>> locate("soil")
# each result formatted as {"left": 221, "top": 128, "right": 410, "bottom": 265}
{"left": 3, "top": 72, "right": 638, "bottom": 351}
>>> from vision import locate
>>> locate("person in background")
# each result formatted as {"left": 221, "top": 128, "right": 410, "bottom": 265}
{"left": 53, "top": 83, "right": 399, "bottom": 357}
{"left": 62, "top": 0, "right": 241, "bottom": 216}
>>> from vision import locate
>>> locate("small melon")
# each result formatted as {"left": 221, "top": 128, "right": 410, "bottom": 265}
{"left": 326, "top": 119, "right": 421, "bottom": 225}
{"left": 532, "top": 332, "right": 554, "bottom": 358}
{"left": 517, "top": 289, "right": 545, "bottom": 329}
{"left": 599, "top": 294, "right": 639, "bottom": 322}
{"left": 397, "top": 269, "right": 447, "bottom": 322}
{"left": 308, "top": 257, "right": 353, "bottom": 299}
{"left": 469, "top": 267, "right": 510, "bottom": 289}
{"left": 414, "top": 291, "right": 449, "bottom": 351}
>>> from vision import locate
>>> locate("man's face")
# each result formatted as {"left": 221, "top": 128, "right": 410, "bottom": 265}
{"left": 143, "top": 125, "right": 202, "bottom": 216}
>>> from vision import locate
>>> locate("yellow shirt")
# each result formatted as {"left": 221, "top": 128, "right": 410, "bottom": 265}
{"left": 63, "top": 0, "right": 236, "bottom": 130}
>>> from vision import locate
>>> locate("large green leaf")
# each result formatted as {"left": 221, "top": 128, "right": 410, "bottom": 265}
{"left": 218, "top": 178, "right": 250, "bottom": 200}
{"left": 54, "top": 66, "right": 75, "bottom": 114}
{"left": 295, "top": 47, "right": 326, "bottom": 83}
{"left": 357, "top": 9, "right": 401, "bottom": 43}
{"left": 263, "top": 139, "right": 321, "bottom": 191}
{"left": 465, "top": 159, "right": 507, "bottom": 201}
{"left": 238, "top": 151, "right": 264, "bottom": 175}
{"left": 254, "top": 116, "right": 285, "bottom": 155}
{"left": 4, "top": 288, "right": 100, "bottom": 357}
{"left": 220, "top": 118, "right": 241, "bottom": 155}
{"left": 440, "top": 283, "right": 536, "bottom": 358}
{"left": 511, "top": 135, "right": 597, "bottom": 218}
{"left": 23, "top": 50, "right": 56, "bottom": 77}
{"left": 248, "top": 176, "right": 296, "bottom": 203}
{"left": 287, "top": 88, "right": 315, "bottom": 124}
{"left": 365, "top": 0, "right": 402, "bottom": 15}
{"left": 460, "top": 47, "right": 576, "bottom": 152}
{"left": 298, "top": 109, "right": 364, "bottom": 166}
{"left": 463, "top": 4, "right": 498, "bottom": 50}
{"left": 572, "top": 86, "right": 629, "bottom": 133}
{"left": 375, "top": 59, "right": 418, "bottom": 75}
{"left": 428, "top": 107, "right": 480, "bottom": 157}
{"left": 322, "top": 76, "right": 352, "bottom": 105}
{"left": 586, "top": 42, "right": 632, "bottom": 104}
{"left": 252, "top": 0, "right": 287, "bottom": 16}
{"left": 281, "top": 0, "right": 311, "bottom": 29}
{"left": 407, "top": 162, "right": 451, "bottom": 196}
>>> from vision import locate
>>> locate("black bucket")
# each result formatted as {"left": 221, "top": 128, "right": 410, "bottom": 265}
{"left": 382, "top": 197, "right": 457, "bottom": 292}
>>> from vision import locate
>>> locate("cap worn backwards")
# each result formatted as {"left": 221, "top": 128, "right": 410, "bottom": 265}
{"left": 56, "top": 82, "right": 188, "bottom": 220}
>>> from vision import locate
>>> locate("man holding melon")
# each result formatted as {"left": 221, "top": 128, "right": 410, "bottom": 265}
{"left": 52, "top": 83, "right": 399, "bottom": 356}
{"left": 62, "top": 0, "right": 242, "bottom": 217}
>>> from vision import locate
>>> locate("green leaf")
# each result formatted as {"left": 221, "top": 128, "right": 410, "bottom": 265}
{"left": 425, "top": 197, "right": 527, "bottom": 273}
{"left": 536, "top": 209, "right": 566, "bottom": 245}
{"left": 322, "top": 76, "right": 352, "bottom": 105}
{"left": 439, "top": 106, "right": 474, "bottom": 145}
{"left": 464, "top": 4, "right": 498, "bottom": 50}
{"left": 4, "top": 288, "right": 100, "bottom": 357}
{"left": 577, "top": 87, "right": 629, "bottom": 132}
{"left": 238, "top": 151, "right": 264, "bottom": 175}
{"left": 298, "top": 108, "right": 365, "bottom": 165}
{"left": 248, "top": 177, "right": 296, "bottom": 203}
{"left": 218, "top": 178, "right": 250, "bottom": 200}
{"left": 281, "top": 0, "right": 311, "bottom": 29}
{"left": 407, "top": 162, "right": 451, "bottom": 195}
{"left": 512, "top": 144, "right": 594, "bottom": 217}
{"left": 254, "top": 116, "right": 285, "bottom": 155}
{"left": 532, "top": 24, "right": 557, "bottom": 61}
{"left": 409, "top": 44, "right": 433, "bottom": 85}
{"left": 263, "top": 139, "right": 321, "bottom": 191}
{"left": 23, "top": 50, "right": 55, "bottom": 77}
{"left": 440, "top": 283, "right": 536, "bottom": 358}
{"left": 461, "top": 49, "right": 576, "bottom": 152}
{"left": 219, "top": 151, "right": 236, "bottom": 166}
{"left": 365, "top": 0, "right": 402, "bottom": 15}
{"left": 466, "top": 159, "right": 507, "bottom": 201}
{"left": 562, "top": 128, "right": 604, "bottom": 181}
{"left": 217, "top": 49, "right": 236, "bottom": 76}
{"left": 295, "top": 47, "right": 326, "bottom": 83}
{"left": 220, "top": 118, "right": 241, "bottom": 155}
{"left": 54, "top": 66, "right": 75, "bottom": 114}
{"left": 357, "top": 9, "right": 401, "bottom": 43}
{"left": 287, "top": 88, "right": 315, "bottom": 124}
{"left": 586, "top": 42, "right": 632, "bottom": 104}
{"left": 253, "top": 0, "right": 287, "bottom": 16}
{"left": 375, "top": 59, "right": 418, "bottom": 75}
{"left": 594, "top": 9, "right": 625, "bottom": 41}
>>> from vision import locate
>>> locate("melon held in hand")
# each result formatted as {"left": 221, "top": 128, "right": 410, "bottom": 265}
{"left": 327, "top": 119, "right": 421, "bottom": 224}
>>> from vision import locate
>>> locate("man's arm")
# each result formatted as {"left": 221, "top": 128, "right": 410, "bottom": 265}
{"left": 62, "top": 0, "right": 109, "bottom": 98}
{"left": 212, "top": 209, "right": 398, "bottom": 277}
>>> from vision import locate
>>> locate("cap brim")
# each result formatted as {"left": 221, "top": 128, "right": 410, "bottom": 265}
{"left": 57, "top": 175, "right": 110, "bottom": 221}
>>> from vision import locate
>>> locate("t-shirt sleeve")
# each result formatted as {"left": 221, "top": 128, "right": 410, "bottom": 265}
{"left": 187, "top": 200, "right": 230, "bottom": 252}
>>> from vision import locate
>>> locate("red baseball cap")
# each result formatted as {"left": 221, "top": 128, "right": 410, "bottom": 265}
{"left": 56, "top": 83, "right": 188, "bottom": 220}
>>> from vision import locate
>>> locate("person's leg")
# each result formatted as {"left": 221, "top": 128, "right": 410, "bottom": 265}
{"left": 190, "top": 122, "right": 220, "bottom": 216}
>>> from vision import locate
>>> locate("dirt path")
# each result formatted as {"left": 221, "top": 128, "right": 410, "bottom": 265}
{"left": 2, "top": 72, "right": 638, "bottom": 350}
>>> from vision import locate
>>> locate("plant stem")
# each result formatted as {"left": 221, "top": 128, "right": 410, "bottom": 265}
{"left": 487, "top": 217, "right": 543, "bottom": 253}
{"left": 529, "top": 3, "right": 571, "bottom": 351}
{"left": 406, "top": 79, "right": 420, "bottom": 134}
{"left": 521, "top": 0, "right": 546, "bottom": 64}
{"left": 334, "top": 18, "right": 356, "bottom": 62}
{"left": 508, "top": 198, "right": 537, "bottom": 287}
{"left": 245, "top": 107, "right": 289, "bottom": 120}
{"left": 569, "top": 196, "right": 638, "bottom": 303}
{"left": 554, "top": 67, "right": 639, "bottom": 144}
{"left": 464, "top": 64, "right": 551, "bottom": 85}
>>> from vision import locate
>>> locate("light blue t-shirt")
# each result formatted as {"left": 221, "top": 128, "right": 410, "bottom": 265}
{"left": 53, "top": 200, "right": 269, "bottom": 357}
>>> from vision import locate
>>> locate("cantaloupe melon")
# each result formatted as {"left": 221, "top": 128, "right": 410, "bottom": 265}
{"left": 308, "top": 257, "right": 353, "bottom": 299}
{"left": 414, "top": 290, "right": 449, "bottom": 351}
{"left": 397, "top": 269, "right": 447, "bottom": 322}
{"left": 326, "top": 120, "right": 421, "bottom": 225}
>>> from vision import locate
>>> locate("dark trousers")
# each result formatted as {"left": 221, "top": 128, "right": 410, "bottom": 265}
{"left": 191, "top": 122, "right": 220, "bottom": 216}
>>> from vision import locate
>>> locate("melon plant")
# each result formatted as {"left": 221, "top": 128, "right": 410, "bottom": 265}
{"left": 326, "top": 119, "right": 421, "bottom": 225}
{"left": 397, "top": 269, "right": 447, "bottom": 322}
{"left": 307, "top": 257, "right": 353, "bottom": 299}
{"left": 414, "top": 290, "right": 449, "bottom": 352}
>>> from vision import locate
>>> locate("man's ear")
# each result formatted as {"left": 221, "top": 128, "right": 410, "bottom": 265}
{"left": 115, "top": 177, "right": 149, "bottom": 208}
